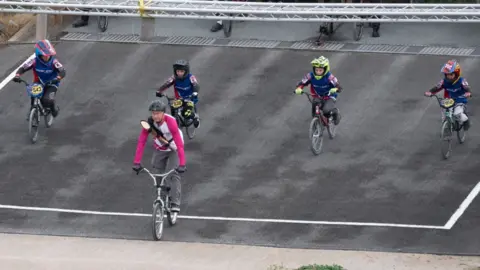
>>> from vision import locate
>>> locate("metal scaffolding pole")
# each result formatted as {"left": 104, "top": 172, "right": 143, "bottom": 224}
{"left": 1, "top": 0, "right": 480, "bottom": 22}
{"left": 36, "top": 14, "right": 48, "bottom": 40}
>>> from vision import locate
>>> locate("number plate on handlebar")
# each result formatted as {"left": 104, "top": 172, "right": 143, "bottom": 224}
{"left": 442, "top": 98, "right": 455, "bottom": 108}
{"left": 28, "top": 83, "right": 44, "bottom": 97}
{"left": 172, "top": 99, "right": 183, "bottom": 108}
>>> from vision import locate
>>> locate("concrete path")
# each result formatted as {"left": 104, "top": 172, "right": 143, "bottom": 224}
{"left": 1, "top": 233, "right": 479, "bottom": 270}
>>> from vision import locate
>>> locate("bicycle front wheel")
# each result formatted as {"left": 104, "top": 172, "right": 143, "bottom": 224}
{"left": 309, "top": 117, "right": 323, "bottom": 155}
{"left": 152, "top": 202, "right": 164, "bottom": 241}
{"left": 440, "top": 119, "right": 453, "bottom": 159}
{"left": 28, "top": 108, "right": 40, "bottom": 144}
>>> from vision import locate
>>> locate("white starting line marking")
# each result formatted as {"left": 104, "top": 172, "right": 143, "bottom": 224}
{"left": 444, "top": 181, "right": 480, "bottom": 229}
{"left": 0, "top": 204, "right": 446, "bottom": 230}
{"left": 0, "top": 53, "right": 35, "bottom": 91}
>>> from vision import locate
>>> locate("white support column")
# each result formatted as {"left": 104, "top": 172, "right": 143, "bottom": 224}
{"left": 140, "top": 17, "right": 155, "bottom": 41}
{"left": 35, "top": 14, "right": 48, "bottom": 41}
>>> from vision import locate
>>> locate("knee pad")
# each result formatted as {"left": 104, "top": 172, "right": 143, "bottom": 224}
{"left": 459, "top": 113, "right": 469, "bottom": 122}
{"left": 42, "top": 97, "right": 55, "bottom": 108}
{"left": 325, "top": 107, "right": 338, "bottom": 116}
{"left": 453, "top": 106, "right": 468, "bottom": 122}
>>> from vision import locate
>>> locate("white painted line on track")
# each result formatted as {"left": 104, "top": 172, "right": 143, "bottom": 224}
{"left": 0, "top": 204, "right": 447, "bottom": 230}
{"left": 0, "top": 53, "right": 35, "bottom": 91}
{"left": 444, "top": 181, "right": 480, "bottom": 230}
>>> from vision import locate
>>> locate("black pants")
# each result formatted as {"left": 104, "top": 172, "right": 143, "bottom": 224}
{"left": 311, "top": 98, "right": 337, "bottom": 118}
{"left": 31, "top": 85, "right": 58, "bottom": 112}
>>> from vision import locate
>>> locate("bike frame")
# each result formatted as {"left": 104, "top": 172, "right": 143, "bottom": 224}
{"left": 19, "top": 79, "right": 51, "bottom": 116}
{"left": 431, "top": 94, "right": 464, "bottom": 130}
{"left": 302, "top": 91, "right": 335, "bottom": 126}
{"left": 140, "top": 167, "right": 176, "bottom": 210}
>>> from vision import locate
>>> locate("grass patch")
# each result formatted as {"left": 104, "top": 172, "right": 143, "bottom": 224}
{"left": 0, "top": 13, "right": 35, "bottom": 41}
{"left": 269, "top": 264, "right": 346, "bottom": 270}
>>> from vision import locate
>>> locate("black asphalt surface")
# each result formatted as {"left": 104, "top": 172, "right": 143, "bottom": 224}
{"left": 0, "top": 42, "right": 479, "bottom": 255}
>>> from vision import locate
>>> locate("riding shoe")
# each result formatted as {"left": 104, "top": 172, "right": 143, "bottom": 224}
{"left": 464, "top": 120, "right": 470, "bottom": 131}
{"left": 332, "top": 111, "right": 341, "bottom": 125}
{"left": 51, "top": 105, "right": 60, "bottom": 118}
{"left": 170, "top": 203, "right": 180, "bottom": 213}
{"left": 193, "top": 116, "right": 200, "bottom": 128}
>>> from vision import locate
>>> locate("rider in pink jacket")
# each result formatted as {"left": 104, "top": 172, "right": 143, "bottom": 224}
{"left": 132, "top": 100, "right": 186, "bottom": 213}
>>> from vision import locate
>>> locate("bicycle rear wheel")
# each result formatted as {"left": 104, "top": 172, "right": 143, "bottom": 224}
{"left": 185, "top": 123, "right": 196, "bottom": 139}
{"left": 98, "top": 16, "right": 108, "bottom": 32}
{"left": 44, "top": 111, "right": 53, "bottom": 128}
{"left": 440, "top": 119, "right": 453, "bottom": 159}
{"left": 309, "top": 117, "right": 323, "bottom": 155}
{"left": 456, "top": 121, "right": 466, "bottom": 144}
{"left": 152, "top": 202, "right": 164, "bottom": 241}
{"left": 166, "top": 199, "right": 178, "bottom": 226}
{"left": 28, "top": 108, "right": 40, "bottom": 144}
{"left": 353, "top": 22, "right": 364, "bottom": 41}
{"left": 327, "top": 120, "right": 336, "bottom": 139}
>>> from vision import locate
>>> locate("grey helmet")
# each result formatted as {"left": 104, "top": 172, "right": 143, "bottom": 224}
{"left": 173, "top": 59, "right": 190, "bottom": 80}
{"left": 148, "top": 100, "right": 167, "bottom": 112}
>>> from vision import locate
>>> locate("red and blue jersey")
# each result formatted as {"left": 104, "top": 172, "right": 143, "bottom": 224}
{"left": 432, "top": 77, "right": 470, "bottom": 104}
{"left": 158, "top": 74, "right": 200, "bottom": 103}
{"left": 17, "top": 56, "right": 66, "bottom": 86}
{"left": 297, "top": 71, "right": 341, "bottom": 99}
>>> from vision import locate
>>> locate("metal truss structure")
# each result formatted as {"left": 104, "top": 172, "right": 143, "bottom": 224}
{"left": 1, "top": 0, "right": 480, "bottom": 22}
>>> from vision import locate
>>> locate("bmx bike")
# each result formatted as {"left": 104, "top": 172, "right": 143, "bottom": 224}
{"left": 137, "top": 120, "right": 179, "bottom": 240}
{"left": 16, "top": 78, "right": 55, "bottom": 144}
{"left": 296, "top": 89, "right": 337, "bottom": 155}
{"left": 429, "top": 94, "right": 471, "bottom": 159}
{"left": 158, "top": 93, "right": 198, "bottom": 140}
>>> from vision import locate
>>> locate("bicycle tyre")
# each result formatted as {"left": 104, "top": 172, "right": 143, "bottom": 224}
{"left": 185, "top": 123, "right": 196, "bottom": 140}
{"left": 166, "top": 200, "right": 178, "bottom": 226}
{"left": 353, "top": 22, "right": 364, "bottom": 41}
{"left": 328, "top": 22, "right": 334, "bottom": 36}
{"left": 456, "top": 121, "right": 466, "bottom": 144}
{"left": 223, "top": 19, "right": 232, "bottom": 38}
{"left": 309, "top": 117, "right": 323, "bottom": 155}
{"left": 28, "top": 108, "right": 39, "bottom": 144}
{"left": 44, "top": 111, "right": 53, "bottom": 128}
{"left": 440, "top": 119, "right": 453, "bottom": 159}
{"left": 152, "top": 202, "right": 164, "bottom": 241}
{"left": 327, "top": 118, "right": 336, "bottom": 139}
{"left": 97, "top": 16, "right": 108, "bottom": 32}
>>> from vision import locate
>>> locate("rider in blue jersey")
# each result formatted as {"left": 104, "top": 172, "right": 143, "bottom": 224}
{"left": 12, "top": 39, "right": 66, "bottom": 119}
{"left": 424, "top": 59, "right": 472, "bottom": 130}
{"left": 294, "top": 56, "right": 343, "bottom": 125}
{"left": 156, "top": 59, "right": 200, "bottom": 128}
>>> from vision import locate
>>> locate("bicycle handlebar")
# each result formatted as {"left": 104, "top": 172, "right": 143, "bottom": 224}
{"left": 157, "top": 93, "right": 195, "bottom": 101}
{"left": 16, "top": 78, "right": 56, "bottom": 87}
{"left": 17, "top": 78, "right": 29, "bottom": 86}
{"left": 294, "top": 89, "right": 334, "bottom": 104}
{"left": 429, "top": 93, "right": 471, "bottom": 108}
{"left": 138, "top": 167, "right": 177, "bottom": 186}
